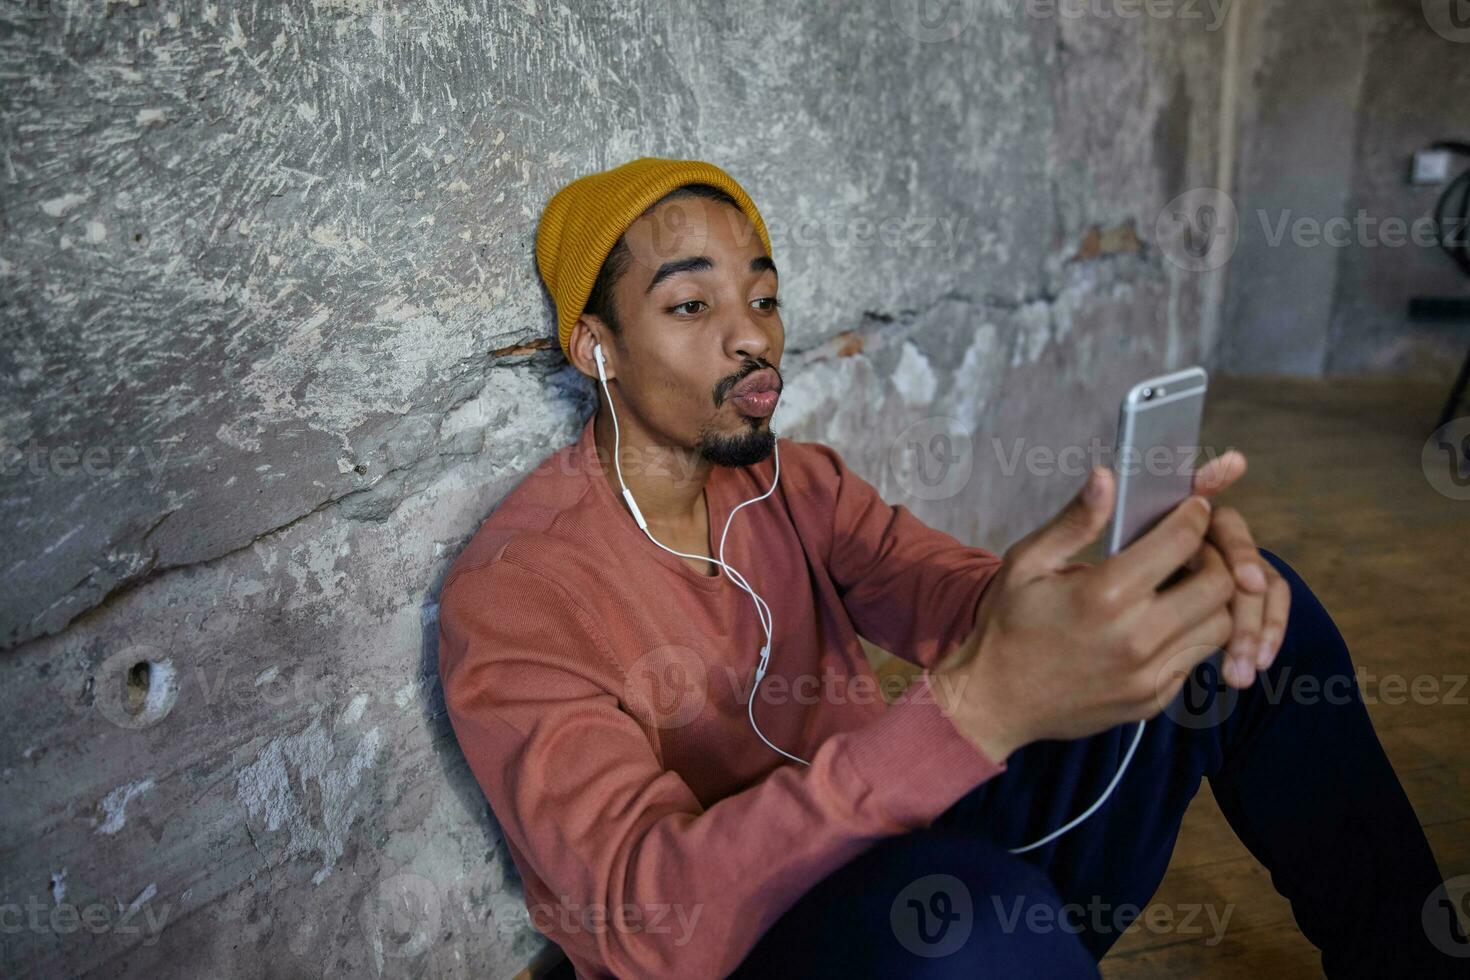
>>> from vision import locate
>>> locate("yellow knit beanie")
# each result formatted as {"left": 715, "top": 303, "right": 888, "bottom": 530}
{"left": 535, "top": 157, "right": 774, "bottom": 361}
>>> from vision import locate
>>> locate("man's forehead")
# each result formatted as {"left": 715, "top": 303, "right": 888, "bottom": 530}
{"left": 627, "top": 196, "right": 765, "bottom": 248}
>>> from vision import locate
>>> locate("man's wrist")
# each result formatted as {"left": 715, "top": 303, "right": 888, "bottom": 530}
{"left": 929, "top": 664, "right": 1026, "bottom": 765}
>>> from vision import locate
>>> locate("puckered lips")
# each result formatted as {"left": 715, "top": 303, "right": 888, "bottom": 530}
{"left": 727, "top": 368, "right": 781, "bottom": 418}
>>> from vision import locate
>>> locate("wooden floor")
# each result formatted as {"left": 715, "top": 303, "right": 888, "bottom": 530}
{"left": 1095, "top": 375, "right": 1470, "bottom": 977}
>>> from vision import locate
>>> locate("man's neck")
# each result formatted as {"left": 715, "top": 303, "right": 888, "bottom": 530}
{"left": 592, "top": 406, "right": 712, "bottom": 533}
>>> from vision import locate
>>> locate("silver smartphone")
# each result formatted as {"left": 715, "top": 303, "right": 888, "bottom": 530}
{"left": 1105, "top": 366, "right": 1209, "bottom": 558}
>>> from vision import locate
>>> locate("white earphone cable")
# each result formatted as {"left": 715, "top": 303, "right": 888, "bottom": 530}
{"left": 593, "top": 344, "right": 1137, "bottom": 837}
{"left": 1005, "top": 719, "right": 1145, "bottom": 854}
{"left": 594, "top": 345, "right": 809, "bottom": 766}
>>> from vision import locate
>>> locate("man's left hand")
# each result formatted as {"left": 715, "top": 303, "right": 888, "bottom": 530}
{"left": 1190, "top": 450, "right": 1293, "bottom": 689}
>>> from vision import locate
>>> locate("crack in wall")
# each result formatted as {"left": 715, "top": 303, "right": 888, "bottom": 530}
{"left": 9, "top": 260, "right": 1171, "bottom": 656}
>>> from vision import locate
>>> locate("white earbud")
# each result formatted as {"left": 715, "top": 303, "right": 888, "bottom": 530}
{"left": 591, "top": 338, "right": 804, "bottom": 765}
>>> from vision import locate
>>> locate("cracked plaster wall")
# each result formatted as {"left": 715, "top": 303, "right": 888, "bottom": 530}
{"left": 3, "top": 2, "right": 1233, "bottom": 976}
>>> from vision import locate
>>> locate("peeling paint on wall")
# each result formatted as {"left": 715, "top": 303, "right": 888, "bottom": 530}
{"left": 235, "top": 717, "right": 383, "bottom": 885}
{"left": 97, "top": 777, "right": 156, "bottom": 836}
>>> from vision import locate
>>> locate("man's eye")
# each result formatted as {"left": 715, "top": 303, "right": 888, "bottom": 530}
{"left": 753, "top": 296, "right": 783, "bottom": 312}
{"left": 669, "top": 300, "right": 706, "bottom": 316}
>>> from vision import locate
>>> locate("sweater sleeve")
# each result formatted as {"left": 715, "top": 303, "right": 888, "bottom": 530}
{"left": 437, "top": 556, "right": 1006, "bottom": 980}
{"left": 801, "top": 440, "right": 1005, "bottom": 671}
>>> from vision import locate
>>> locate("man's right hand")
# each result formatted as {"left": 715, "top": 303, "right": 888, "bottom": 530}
{"left": 933, "top": 465, "right": 1236, "bottom": 764}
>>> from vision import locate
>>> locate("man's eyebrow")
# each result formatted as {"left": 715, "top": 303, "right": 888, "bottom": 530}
{"left": 644, "top": 255, "right": 780, "bottom": 294}
{"left": 751, "top": 256, "right": 778, "bottom": 278}
{"left": 645, "top": 256, "right": 712, "bottom": 294}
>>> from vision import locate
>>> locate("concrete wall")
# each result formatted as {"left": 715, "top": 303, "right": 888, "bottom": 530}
{"left": 1220, "top": 0, "right": 1470, "bottom": 379}
{"left": 2, "top": 2, "right": 1233, "bottom": 976}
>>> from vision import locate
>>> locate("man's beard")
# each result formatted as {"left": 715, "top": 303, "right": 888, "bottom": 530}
{"left": 696, "top": 421, "right": 776, "bottom": 468}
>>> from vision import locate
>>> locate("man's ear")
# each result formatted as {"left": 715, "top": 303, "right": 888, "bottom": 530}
{"left": 567, "top": 315, "right": 612, "bottom": 382}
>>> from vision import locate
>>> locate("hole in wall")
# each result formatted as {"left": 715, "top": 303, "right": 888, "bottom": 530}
{"left": 125, "top": 661, "right": 151, "bottom": 717}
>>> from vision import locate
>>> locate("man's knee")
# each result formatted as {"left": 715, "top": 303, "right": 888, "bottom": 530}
{"left": 1225, "top": 545, "right": 1374, "bottom": 736}
{"left": 1257, "top": 547, "right": 1306, "bottom": 603}
{"left": 1257, "top": 547, "right": 1330, "bottom": 624}
{"left": 869, "top": 830, "right": 1100, "bottom": 978}
{"left": 737, "top": 828, "right": 1099, "bottom": 977}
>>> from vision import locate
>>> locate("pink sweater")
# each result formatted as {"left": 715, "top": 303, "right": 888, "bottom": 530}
{"left": 437, "top": 412, "right": 1007, "bottom": 979}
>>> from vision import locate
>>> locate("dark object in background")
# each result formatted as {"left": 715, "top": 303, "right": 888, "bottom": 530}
{"left": 1409, "top": 298, "right": 1470, "bottom": 431}
{"left": 1412, "top": 141, "right": 1470, "bottom": 430}
{"left": 541, "top": 951, "right": 575, "bottom": 980}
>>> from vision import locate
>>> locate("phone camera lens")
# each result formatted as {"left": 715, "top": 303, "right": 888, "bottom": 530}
{"left": 1142, "top": 387, "right": 1155, "bottom": 400}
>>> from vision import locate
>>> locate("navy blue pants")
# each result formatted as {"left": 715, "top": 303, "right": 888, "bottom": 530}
{"left": 731, "top": 549, "right": 1462, "bottom": 978}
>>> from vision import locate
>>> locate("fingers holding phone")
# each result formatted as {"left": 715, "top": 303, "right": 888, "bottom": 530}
{"left": 935, "top": 470, "right": 1223, "bottom": 759}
